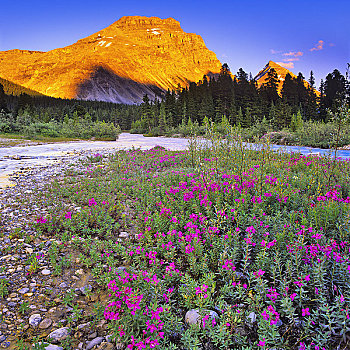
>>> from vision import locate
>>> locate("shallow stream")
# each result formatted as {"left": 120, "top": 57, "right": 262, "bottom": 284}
{"left": 0, "top": 133, "right": 349, "bottom": 189}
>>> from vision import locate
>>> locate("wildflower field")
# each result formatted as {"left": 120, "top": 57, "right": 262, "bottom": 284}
{"left": 34, "top": 132, "right": 350, "bottom": 350}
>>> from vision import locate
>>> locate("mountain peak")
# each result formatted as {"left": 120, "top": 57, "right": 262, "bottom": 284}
{"left": 116, "top": 16, "right": 180, "bottom": 27}
{"left": 255, "top": 61, "right": 320, "bottom": 95}
{"left": 0, "top": 16, "right": 222, "bottom": 104}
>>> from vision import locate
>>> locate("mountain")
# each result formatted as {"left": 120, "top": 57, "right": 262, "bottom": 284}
{"left": 254, "top": 61, "right": 320, "bottom": 95}
{"left": 0, "top": 76, "right": 43, "bottom": 96}
{"left": 0, "top": 16, "right": 222, "bottom": 104}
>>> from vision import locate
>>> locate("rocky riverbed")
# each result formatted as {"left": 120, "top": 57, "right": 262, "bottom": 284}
{"left": 0, "top": 150, "right": 127, "bottom": 350}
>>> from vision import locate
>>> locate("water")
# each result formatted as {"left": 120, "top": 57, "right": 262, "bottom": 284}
{"left": 0, "top": 133, "right": 349, "bottom": 189}
{"left": 0, "top": 133, "right": 190, "bottom": 188}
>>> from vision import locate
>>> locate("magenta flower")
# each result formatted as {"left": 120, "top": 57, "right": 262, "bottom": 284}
{"left": 254, "top": 269, "right": 265, "bottom": 277}
{"left": 302, "top": 308, "right": 310, "bottom": 316}
{"left": 88, "top": 198, "right": 97, "bottom": 206}
{"left": 258, "top": 339, "right": 266, "bottom": 347}
{"left": 65, "top": 211, "right": 72, "bottom": 219}
{"left": 262, "top": 310, "right": 269, "bottom": 321}
{"left": 290, "top": 293, "right": 297, "bottom": 301}
{"left": 36, "top": 217, "right": 47, "bottom": 224}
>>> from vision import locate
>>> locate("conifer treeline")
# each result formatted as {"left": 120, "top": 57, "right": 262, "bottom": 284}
{"left": 0, "top": 86, "right": 141, "bottom": 130}
{"left": 0, "top": 63, "right": 348, "bottom": 135}
{"left": 137, "top": 64, "right": 349, "bottom": 132}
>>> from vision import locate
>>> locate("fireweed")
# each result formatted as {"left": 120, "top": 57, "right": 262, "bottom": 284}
{"left": 34, "top": 139, "right": 350, "bottom": 349}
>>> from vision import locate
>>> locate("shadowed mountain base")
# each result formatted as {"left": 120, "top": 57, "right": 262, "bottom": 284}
{"left": 76, "top": 66, "right": 165, "bottom": 104}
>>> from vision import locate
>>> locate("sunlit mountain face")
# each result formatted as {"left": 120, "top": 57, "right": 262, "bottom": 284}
{"left": 0, "top": 16, "right": 223, "bottom": 104}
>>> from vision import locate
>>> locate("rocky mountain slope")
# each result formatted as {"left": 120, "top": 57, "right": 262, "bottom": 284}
{"left": 0, "top": 16, "right": 222, "bottom": 104}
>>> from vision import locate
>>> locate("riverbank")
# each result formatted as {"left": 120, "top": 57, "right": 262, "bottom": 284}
{"left": 0, "top": 149, "right": 121, "bottom": 349}
{"left": 1, "top": 132, "right": 350, "bottom": 192}
{"left": 0, "top": 134, "right": 115, "bottom": 149}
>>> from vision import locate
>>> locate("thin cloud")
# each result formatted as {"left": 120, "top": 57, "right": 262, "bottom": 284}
{"left": 283, "top": 51, "right": 303, "bottom": 57}
{"left": 310, "top": 40, "right": 324, "bottom": 51}
{"left": 277, "top": 62, "right": 294, "bottom": 69}
{"left": 270, "top": 49, "right": 281, "bottom": 54}
{"left": 283, "top": 57, "right": 300, "bottom": 62}
{"left": 329, "top": 43, "right": 335, "bottom": 47}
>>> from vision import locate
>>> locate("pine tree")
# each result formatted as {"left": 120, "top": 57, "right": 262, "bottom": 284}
{"left": 309, "top": 71, "right": 315, "bottom": 89}
{"left": 141, "top": 94, "right": 152, "bottom": 131}
{"left": 324, "top": 69, "right": 347, "bottom": 110}
{"left": 0, "top": 83, "right": 7, "bottom": 112}
{"left": 318, "top": 79, "right": 327, "bottom": 121}
{"left": 281, "top": 73, "right": 298, "bottom": 108}
{"left": 268, "top": 102, "right": 276, "bottom": 123}
{"left": 236, "top": 107, "right": 244, "bottom": 127}
{"left": 243, "top": 106, "right": 252, "bottom": 128}
{"left": 290, "top": 109, "right": 303, "bottom": 131}
{"left": 159, "top": 103, "right": 167, "bottom": 132}
{"left": 260, "top": 68, "right": 280, "bottom": 104}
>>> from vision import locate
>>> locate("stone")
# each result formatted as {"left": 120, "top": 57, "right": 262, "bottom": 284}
{"left": 25, "top": 247, "right": 33, "bottom": 254}
{"left": 88, "top": 332, "right": 97, "bottom": 339}
{"left": 18, "top": 287, "right": 29, "bottom": 294}
{"left": 247, "top": 312, "right": 256, "bottom": 325}
{"left": 39, "top": 318, "right": 53, "bottom": 329}
{"left": 42, "top": 269, "right": 51, "bottom": 276}
{"left": 77, "top": 322, "right": 90, "bottom": 330}
{"left": 86, "top": 337, "right": 104, "bottom": 350}
{"left": 75, "top": 269, "right": 84, "bottom": 276}
{"left": 97, "top": 342, "right": 115, "bottom": 350}
{"left": 80, "top": 284, "right": 92, "bottom": 295}
{"left": 47, "top": 327, "right": 70, "bottom": 343}
{"left": 185, "top": 309, "right": 218, "bottom": 327}
{"left": 29, "top": 314, "right": 42, "bottom": 328}
{"left": 118, "top": 232, "right": 129, "bottom": 239}
{"left": 36, "top": 344, "right": 63, "bottom": 350}
{"left": 0, "top": 335, "right": 6, "bottom": 343}
{"left": 59, "top": 282, "right": 68, "bottom": 288}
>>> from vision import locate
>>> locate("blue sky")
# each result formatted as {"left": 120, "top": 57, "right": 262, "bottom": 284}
{"left": 0, "top": 0, "right": 349, "bottom": 87}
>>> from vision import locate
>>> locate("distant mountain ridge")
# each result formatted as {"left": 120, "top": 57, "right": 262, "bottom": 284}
{"left": 254, "top": 60, "right": 320, "bottom": 96}
{"left": 0, "top": 16, "right": 222, "bottom": 104}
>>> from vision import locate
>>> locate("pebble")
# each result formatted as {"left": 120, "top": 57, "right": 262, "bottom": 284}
{"left": 42, "top": 269, "right": 51, "bottom": 275}
{"left": 47, "top": 327, "right": 70, "bottom": 343}
{"left": 39, "top": 318, "right": 53, "bottom": 329}
{"left": 247, "top": 312, "right": 257, "bottom": 325}
{"left": 25, "top": 247, "right": 33, "bottom": 254}
{"left": 88, "top": 332, "right": 97, "bottom": 339}
{"left": 97, "top": 342, "right": 115, "bottom": 350}
{"left": 18, "top": 287, "right": 29, "bottom": 294}
{"left": 80, "top": 284, "right": 92, "bottom": 295}
{"left": 36, "top": 344, "right": 63, "bottom": 350}
{"left": 118, "top": 232, "right": 129, "bottom": 238}
{"left": 29, "top": 314, "right": 42, "bottom": 328}
{"left": 86, "top": 337, "right": 104, "bottom": 350}
{"left": 75, "top": 269, "right": 84, "bottom": 275}
{"left": 185, "top": 309, "right": 218, "bottom": 327}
